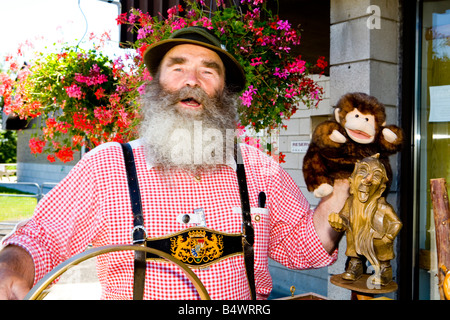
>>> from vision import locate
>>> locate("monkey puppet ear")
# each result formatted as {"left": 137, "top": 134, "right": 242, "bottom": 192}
{"left": 334, "top": 108, "right": 341, "bottom": 123}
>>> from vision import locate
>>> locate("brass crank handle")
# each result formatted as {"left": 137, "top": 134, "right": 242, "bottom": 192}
{"left": 24, "top": 244, "right": 211, "bottom": 300}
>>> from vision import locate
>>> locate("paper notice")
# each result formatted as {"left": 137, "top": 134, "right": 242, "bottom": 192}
{"left": 429, "top": 85, "right": 450, "bottom": 122}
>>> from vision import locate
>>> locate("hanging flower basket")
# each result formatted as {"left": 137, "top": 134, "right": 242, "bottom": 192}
{"left": 1, "top": 44, "right": 144, "bottom": 163}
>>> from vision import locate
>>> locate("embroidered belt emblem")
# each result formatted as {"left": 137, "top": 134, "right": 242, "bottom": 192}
{"left": 170, "top": 229, "right": 224, "bottom": 264}
{"left": 145, "top": 227, "right": 243, "bottom": 267}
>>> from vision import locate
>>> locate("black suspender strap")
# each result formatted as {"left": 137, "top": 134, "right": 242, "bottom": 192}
{"left": 121, "top": 143, "right": 146, "bottom": 300}
{"left": 121, "top": 142, "right": 255, "bottom": 300}
{"left": 235, "top": 145, "right": 256, "bottom": 300}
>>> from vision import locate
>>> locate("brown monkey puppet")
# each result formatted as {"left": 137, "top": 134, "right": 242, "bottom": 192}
{"left": 303, "top": 92, "right": 403, "bottom": 198}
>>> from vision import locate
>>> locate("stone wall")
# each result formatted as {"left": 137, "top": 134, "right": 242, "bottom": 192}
{"left": 327, "top": 0, "right": 401, "bottom": 300}
{"left": 272, "top": 0, "right": 402, "bottom": 299}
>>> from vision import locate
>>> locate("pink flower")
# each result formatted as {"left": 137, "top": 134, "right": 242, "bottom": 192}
{"left": 65, "top": 84, "right": 84, "bottom": 99}
{"left": 94, "top": 106, "right": 114, "bottom": 125}
{"left": 74, "top": 65, "right": 109, "bottom": 86}
{"left": 273, "top": 67, "right": 289, "bottom": 79}
{"left": 244, "top": 136, "right": 261, "bottom": 149}
{"left": 250, "top": 57, "right": 263, "bottom": 67}
{"left": 138, "top": 84, "right": 146, "bottom": 95}
{"left": 192, "top": 16, "right": 213, "bottom": 29}
{"left": 240, "top": 0, "right": 263, "bottom": 5}
{"left": 117, "top": 108, "right": 131, "bottom": 128}
{"left": 277, "top": 20, "right": 291, "bottom": 31}
{"left": 167, "top": 4, "right": 183, "bottom": 19}
{"left": 128, "top": 13, "right": 138, "bottom": 24}
{"left": 137, "top": 26, "right": 153, "bottom": 40}
{"left": 240, "top": 85, "right": 257, "bottom": 107}
{"left": 172, "top": 18, "right": 188, "bottom": 31}
{"left": 91, "top": 64, "right": 101, "bottom": 74}
{"left": 284, "top": 84, "right": 297, "bottom": 99}
{"left": 286, "top": 58, "right": 306, "bottom": 74}
{"left": 29, "top": 137, "right": 46, "bottom": 154}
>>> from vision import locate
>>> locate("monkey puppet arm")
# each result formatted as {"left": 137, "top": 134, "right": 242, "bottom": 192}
{"left": 379, "top": 125, "right": 404, "bottom": 154}
{"left": 303, "top": 121, "right": 354, "bottom": 196}
{"left": 312, "top": 121, "right": 348, "bottom": 150}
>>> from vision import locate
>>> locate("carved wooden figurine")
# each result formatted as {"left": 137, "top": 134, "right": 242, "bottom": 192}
{"left": 328, "top": 154, "right": 402, "bottom": 286}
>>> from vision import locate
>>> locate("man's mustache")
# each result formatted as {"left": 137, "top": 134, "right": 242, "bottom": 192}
{"left": 164, "top": 86, "right": 213, "bottom": 108}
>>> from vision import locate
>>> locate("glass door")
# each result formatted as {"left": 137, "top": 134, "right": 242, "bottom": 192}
{"left": 417, "top": 0, "right": 450, "bottom": 300}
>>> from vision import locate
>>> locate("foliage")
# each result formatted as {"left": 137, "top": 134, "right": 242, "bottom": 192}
{"left": 0, "top": 129, "right": 17, "bottom": 163}
{"left": 0, "top": 98, "right": 17, "bottom": 163}
{"left": 0, "top": 0, "right": 326, "bottom": 164}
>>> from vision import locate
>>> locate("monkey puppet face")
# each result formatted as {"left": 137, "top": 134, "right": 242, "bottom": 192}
{"left": 336, "top": 108, "right": 376, "bottom": 144}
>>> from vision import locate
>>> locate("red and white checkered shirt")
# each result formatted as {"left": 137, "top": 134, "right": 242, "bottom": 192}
{"left": 2, "top": 140, "right": 337, "bottom": 299}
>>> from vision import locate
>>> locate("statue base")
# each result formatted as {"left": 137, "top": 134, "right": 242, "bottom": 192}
{"left": 330, "top": 273, "right": 398, "bottom": 299}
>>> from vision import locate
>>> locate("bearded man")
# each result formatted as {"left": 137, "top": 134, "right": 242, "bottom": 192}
{"left": 0, "top": 27, "right": 349, "bottom": 300}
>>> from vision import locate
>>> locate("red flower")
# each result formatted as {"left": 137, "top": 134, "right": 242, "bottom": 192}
{"left": 137, "top": 44, "right": 149, "bottom": 58}
{"left": 94, "top": 87, "right": 105, "bottom": 100}
{"left": 57, "top": 52, "right": 68, "bottom": 60}
{"left": 55, "top": 146, "right": 74, "bottom": 163}
{"left": 73, "top": 112, "right": 94, "bottom": 132}
{"left": 72, "top": 135, "right": 84, "bottom": 147}
{"left": 29, "top": 138, "right": 46, "bottom": 154}
{"left": 316, "top": 56, "right": 328, "bottom": 70}
{"left": 116, "top": 13, "right": 128, "bottom": 25}
{"left": 94, "top": 106, "right": 114, "bottom": 125}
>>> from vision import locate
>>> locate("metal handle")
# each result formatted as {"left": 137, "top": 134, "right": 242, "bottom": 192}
{"left": 24, "top": 244, "right": 210, "bottom": 300}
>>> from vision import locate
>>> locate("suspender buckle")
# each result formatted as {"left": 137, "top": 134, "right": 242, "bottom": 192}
{"left": 131, "top": 225, "right": 147, "bottom": 244}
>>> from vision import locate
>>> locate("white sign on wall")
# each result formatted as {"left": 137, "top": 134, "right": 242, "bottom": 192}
{"left": 291, "top": 141, "right": 309, "bottom": 153}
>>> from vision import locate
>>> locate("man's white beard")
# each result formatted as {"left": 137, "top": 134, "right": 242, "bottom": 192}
{"left": 139, "top": 80, "right": 239, "bottom": 174}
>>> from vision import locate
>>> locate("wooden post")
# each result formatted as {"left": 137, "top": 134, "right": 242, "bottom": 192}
{"left": 430, "top": 178, "right": 450, "bottom": 300}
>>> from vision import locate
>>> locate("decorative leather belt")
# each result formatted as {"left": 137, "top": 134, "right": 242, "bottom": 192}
{"left": 145, "top": 227, "right": 244, "bottom": 268}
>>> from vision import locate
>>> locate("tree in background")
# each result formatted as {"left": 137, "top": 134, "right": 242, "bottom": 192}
{"left": 0, "top": 99, "right": 17, "bottom": 163}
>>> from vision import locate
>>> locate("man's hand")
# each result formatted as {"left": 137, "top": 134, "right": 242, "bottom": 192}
{"left": 0, "top": 245, "right": 34, "bottom": 300}
{"left": 313, "top": 179, "right": 350, "bottom": 254}
{"left": 0, "top": 268, "right": 32, "bottom": 300}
